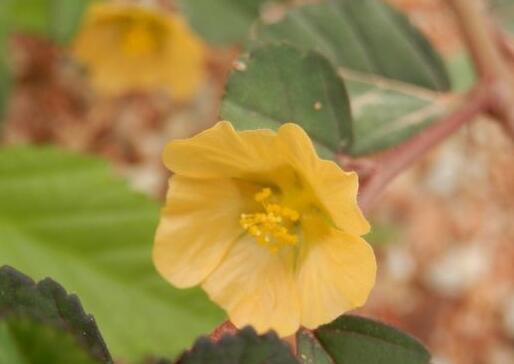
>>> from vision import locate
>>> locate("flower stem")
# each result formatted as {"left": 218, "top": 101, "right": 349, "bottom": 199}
{"left": 283, "top": 334, "right": 298, "bottom": 355}
{"left": 358, "top": 85, "right": 490, "bottom": 212}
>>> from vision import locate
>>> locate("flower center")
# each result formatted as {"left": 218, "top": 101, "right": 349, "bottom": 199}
{"left": 122, "top": 24, "right": 157, "bottom": 56}
{"left": 240, "top": 188, "right": 300, "bottom": 253}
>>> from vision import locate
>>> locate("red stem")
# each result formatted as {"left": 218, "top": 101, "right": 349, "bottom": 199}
{"left": 358, "top": 85, "right": 490, "bottom": 212}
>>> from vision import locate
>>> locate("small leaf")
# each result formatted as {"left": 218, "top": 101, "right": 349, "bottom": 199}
{"left": 177, "top": 327, "right": 299, "bottom": 364}
{"left": 0, "top": 146, "right": 224, "bottom": 359}
{"left": 0, "top": 314, "right": 102, "bottom": 364}
{"left": 221, "top": 44, "right": 353, "bottom": 159}
{"left": 177, "top": 0, "right": 276, "bottom": 46}
{"left": 309, "top": 315, "right": 431, "bottom": 364}
{"left": 0, "top": 265, "right": 111, "bottom": 363}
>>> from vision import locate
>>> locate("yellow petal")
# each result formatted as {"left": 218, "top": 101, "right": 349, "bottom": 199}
{"left": 296, "top": 221, "right": 376, "bottom": 329}
{"left": 277, "top": 123, "right": 370, "bottom": 236}
{"left": 163, "top": 16, "right": 205, "bottom": 102}
{"left": 202, "top": 236, "right": 301, "bottom": 337}
{"left": 163, "top": 121, "right": 282, "bottom": 179}
{"left": 73, "top": 4, "right": 205, "bottom": 102}
{"left": 153, "top": 176, "right": 245, "bottom": 288}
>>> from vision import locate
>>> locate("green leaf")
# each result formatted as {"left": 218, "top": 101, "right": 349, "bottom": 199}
{"left": 492, "top": 0, "right": 514, "bottom": 34}
{"left": 256, "top": 0, "right": 449, "bottom": 91}
{"left": 221, "top": 44, "right": 353, "bottom": 159}
{"left": 297, "top": 329, "right": 333, "bottom": 364}
{"left": 299, "top": 315, "right": 430, "bottom": 364}
{"left": 0, "top": 315, "right": 102, "bottom": 364}
{"left": 252, "top": 0, "right": 452, "bottom": 156}
{"left": 364, "top": 222, "right": 400, "bottom": 247}
{"left": 1, "top": 0, "right": 51, "bottom": 36}
{"left": 48, "top": 0, "right": 97, "bottom": 44}
{"left": 342, "top": 70, "right": 448, "bottom": 155}
{"left": 177, "top": 0, "right": 275, "bottom": 46}
{"left": 0, "top": 146, "right": 224, "bottom": 359}
{"left": 177, "top": 327, "right": 299, "bottom": 364}
{"left": 0, "top": 265, "right": 111, "bottom": 362}
{"left": 1, "top": 0, "right": 95, "bottom": 45}
{"left": 446, "top": 52, "right": 476, "bottom": 92}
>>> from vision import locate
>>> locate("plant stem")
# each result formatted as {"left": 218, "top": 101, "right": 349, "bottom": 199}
{"left": 446, "top": 0, "right": 514, "bottom": 136}
{"left": 358, "top": 85, "right": 490, "bottom": 212}
{"left": 284, "top": 334, "right": 298, "bottom": 355}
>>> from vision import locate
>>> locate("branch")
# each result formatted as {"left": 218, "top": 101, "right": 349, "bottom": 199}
{"left": 358, "top": 85, "right": 490, "bottom": 212}
{"left": 446, "top": 0, "right": 514, "bottom": 137}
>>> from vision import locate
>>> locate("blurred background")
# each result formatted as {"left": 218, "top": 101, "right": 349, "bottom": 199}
{"left": 0, "top": 1, "right": 513, "bottom": 363}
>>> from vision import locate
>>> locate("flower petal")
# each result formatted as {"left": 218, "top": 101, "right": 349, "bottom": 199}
{"left": 153, "top": 176, "right": 245, "bottom": 288}
{"left": 277, "top": 123, "right": 370, "bottom": 235}
{"left": 163, "top": 121, "right": 282, "bottom": 179}
{"left": 163, "top": 16, "right": 205, "bottom": 102}
{"left": 202, "top": 236, "right": 301, "bottom": 337}
{"left": 296, "top": 223, "right": 376, "bottom": 329}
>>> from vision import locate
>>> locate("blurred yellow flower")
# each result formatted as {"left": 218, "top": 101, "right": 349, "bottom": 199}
{"left": 153, "top": 121, "right": 376, "bottom": 336}
{"left": 73, "top": 3, "right": 205, "bottom": 101}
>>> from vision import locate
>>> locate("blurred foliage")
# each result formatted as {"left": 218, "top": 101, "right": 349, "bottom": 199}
{"left": 0, "top": 146, "right": 224, "bottom": 359}
{"left": 492, "top": 0, "right": 514, "bottom": 34}
{"left": 0, "top": 0, "right": 97, "bottom": 44}
{"left": 446, "top": 52, "right": 476, "bottom": 92}
{"left": 0, "top": 0, "right": 98, "bottom": 121}
{"left": 177, "top": 0, "right": 279, "bottom": 46}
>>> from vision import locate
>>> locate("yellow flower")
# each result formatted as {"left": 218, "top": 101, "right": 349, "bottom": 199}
{"left": 73, "top": 3, "right": 205, "bottom": 102}
{"left": 153, "top": 121, "right": 376, "bottom": 336}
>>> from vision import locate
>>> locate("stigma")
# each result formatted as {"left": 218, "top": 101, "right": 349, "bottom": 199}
{"left": 240, "top": 188, "right": 300, "bottom": 253}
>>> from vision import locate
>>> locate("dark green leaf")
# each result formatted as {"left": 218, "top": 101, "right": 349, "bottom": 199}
{"left": 256, "top": 0, "right": 449, "bottom": 91}
{"left": 0, "top": 146, "right": 224, "bottom": 359}
{"left": 221, "top": 44, "right": 353, "bottom": 158}
{"left": 0, "top": 315, "right": 102, "bottom": 364}
{"left": 0, "top": 265, "right": 111, "bottom": 362}
{"left": 310, "top": 315, "right": 431, "bottom": 364}
{"left": 178, "top": 327, "right": 299, "bottom": 364}
{"left": 177, "top": 0, "right": 275, "bottom": 46}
